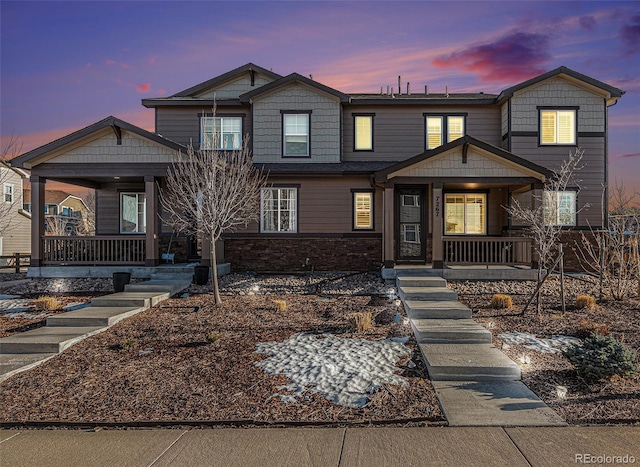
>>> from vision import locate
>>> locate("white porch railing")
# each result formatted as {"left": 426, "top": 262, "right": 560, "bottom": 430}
{"left": 42, "top": 236, "right": 146, "bottom": 265}
{"left": 443, "top": 236, "right": 533, "bottom": 265}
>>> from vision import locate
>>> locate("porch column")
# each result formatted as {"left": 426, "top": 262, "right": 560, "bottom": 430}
{"left": 145, "top": 176, "right": 159, "bottom": 266}
{"left": 383, "top": 186, "right": 394, "bottom": 267}
{"left": 30, "top": 175, "right": 46, "bottom": 267}
{"left": 432, "top": 183, "right": 444, "bottom": 268}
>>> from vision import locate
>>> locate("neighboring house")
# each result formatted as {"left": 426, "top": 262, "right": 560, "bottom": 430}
{"left": 0, "top": 160, "right": 30, "bottom": 261}
{"left": 10, "top": 63, "right": 624, "bottom": 272}
{"left": 22, "top": 189, "right": 89, "bottom": 235}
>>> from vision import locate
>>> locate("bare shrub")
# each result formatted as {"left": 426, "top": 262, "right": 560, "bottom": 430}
{"left": 576, "top": 319, "right": 609, "bottom": 339}
{"left": 272, "top": 300, "right": 287, "bottom": 312}
{"left": 490, "top": 294, "right": 513, "bottom": 309}
{"left": 576, "top": 294, "right": 595, "bottom": 310}
{"left": 349, "top": 312, "right": 372, "bottom": 332}
{"left": 32, "top": 297, "right": 58, "bottom": 311}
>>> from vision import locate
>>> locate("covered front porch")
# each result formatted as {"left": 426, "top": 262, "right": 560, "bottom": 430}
{"left": 376, "top": 136, "right": 553, "bottom": 272}
{"left": 11, "top": 117, "right": 214, "bottom": 276}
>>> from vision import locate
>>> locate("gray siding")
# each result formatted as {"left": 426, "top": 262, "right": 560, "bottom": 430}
{"left": 156, "top": 106, "right": 251, "bottom": 149}
{"left": 195, "top": 73, "right": 275, "bottom": 99}
{"left": 511, "top": 136, "right": 605, "bottom": 226}
{"left": 233, "top": 176, "right": 381, "bottom": 234}
{"left": 343, "top": 105, "right": 501, "bottom": 161}
{"left": 252, "top": 83, "right": 341, "bottom": 163}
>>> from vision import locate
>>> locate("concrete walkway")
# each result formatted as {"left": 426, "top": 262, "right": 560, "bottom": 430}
{"left": 397, "top": 270, "right": 566, "bottom": 426}
{"left": 1, "top": 426, "right": 638, "bottom": 466}
{"left": 0, "top": 279, "right": 190, "bottom": 382}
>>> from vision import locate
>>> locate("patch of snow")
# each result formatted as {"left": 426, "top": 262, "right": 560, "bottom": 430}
{"left": 498, "top": 331, "right": 581, "bottom": 354}
{"left": 255, "top": 333, "right": 410, "bottom": 408}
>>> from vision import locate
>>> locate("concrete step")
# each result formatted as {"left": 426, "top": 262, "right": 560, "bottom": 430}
{"left": 404, "top": 300, "right": 472, "bottom": 319}
{"left": 0, "top": 353, "right": 58, "bottom": 382}
{"left": 150, "top": 273, "right": 194, "bottom": 282}
{"left": 399, "top": 286, "right": 457, "bottom": 301}
{"left": 396, "top": 276, "right": 447, "bottom": 288}
{"left": 125, "top": 280, "right": 191, "bottom": 296}
{"left": 391, "top": 268, "right": 442, "bottom": 277}
{"left": 46, "top": 306, "right": 145, "bottom": 327}
{"left": 419, "top": 343, "right": 521, "bottom": 381}
{"left": 411, "top": 319, "right": 492, "bottom": 344}
{"left": 0, "top": 326, "right": 105, "bottom": 354}
{"left": 91, "top": 291, "right": 169, "bottom": 308}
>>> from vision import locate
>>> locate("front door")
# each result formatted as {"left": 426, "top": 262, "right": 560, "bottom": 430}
{"left": 396, "top": 187, "right": 426, "bottom": 261}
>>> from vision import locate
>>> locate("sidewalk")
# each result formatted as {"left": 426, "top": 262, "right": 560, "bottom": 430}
{"left": 1, "top": 426, "right": 638, "bottom": 466}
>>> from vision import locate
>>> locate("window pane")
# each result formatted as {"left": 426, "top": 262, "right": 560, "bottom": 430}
{"left": 201, "top": 116, "right": 242, "bottom": 150}
{"left": 557, "top": 111, "right": 575, "bottom": 144}
{"left": 355, "top": 116, "right": 373, "bottom": 150}
{"left": 121, "top": 193, "right": 146, "bottom": 233}
{"left": 284, "top": 114, "right": 309, "bottom": 156}
{"left": 426, "top": 117, "right": 442, "bottom": 149}
{"left": 354, "top": 192, "right": 373, "bottom": 229}
{"left": 465, "top": 195, "right": 485, "bottom": 234}
{"left": 544, "top": 190, "right": 576, "bottom": 225}
{"left": 447, "top": 116, "right": 464, "bottom": 142}
{"left": 445, "top": 195, "right": 465, "bottom": 234}
{"left": 261, "top": 188, "right": 297, "bottom": 232}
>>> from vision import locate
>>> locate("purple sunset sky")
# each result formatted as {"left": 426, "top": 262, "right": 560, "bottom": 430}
{"left": 1, "top": 1, "right": 639, "bottom": 196}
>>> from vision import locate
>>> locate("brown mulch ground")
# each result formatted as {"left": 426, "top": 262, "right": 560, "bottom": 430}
{"left": 0, "top": 294, "right": 444, "bottom": 425}
{"left": 451, "top": 278, "right": 640, "bottom": 425}
{"left": 0, "top": 293, "right": 106, "bottom": 338}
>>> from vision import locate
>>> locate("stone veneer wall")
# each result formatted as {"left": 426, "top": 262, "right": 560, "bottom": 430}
{"left": 158, "top": 235, "right": 190, "bottom": 264}
{"left": 224, "top": 237, "right": 382, "bottom": 272}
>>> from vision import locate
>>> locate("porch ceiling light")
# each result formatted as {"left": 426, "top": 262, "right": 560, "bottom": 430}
{"left": 114, "top": 176, "right": 120, "bottom": 180}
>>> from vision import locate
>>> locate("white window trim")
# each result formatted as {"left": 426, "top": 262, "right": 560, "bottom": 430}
{"left": 200, "top": 116, "right": 242, "bottom": 150}
{"left": 401, "top": 224, "right": 421, "bottom": 244}
{"left": 120, "top": 192, "right": 146, "bottom": 234}
{"left": 3, "top": 184, "right": 13, "bottom": 203}
{"left": 353, "top": 191, "right": 373, "bottom": 230}
{"left": 260, "top": 187, "right": 298, "bottom": 233}
{"left": 283, "top": 114, "right": 310, "bottom": 157}
{"left": 426, "top": 115, "right": 466, "bottom": 149}
{"left": 543, "top": 190, "right": 577, "bottom": 226}
{"left": 402, "top": 194, "right": 420, "bottom": 207}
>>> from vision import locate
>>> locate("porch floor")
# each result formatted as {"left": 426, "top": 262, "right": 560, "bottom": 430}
{"left": 386, "top": 264, "right": 539, "bottom": 281}
{"left": 26, "top": 263, "right": 231, "bottom": 279}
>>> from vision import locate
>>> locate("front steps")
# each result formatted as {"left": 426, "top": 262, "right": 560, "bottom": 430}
{"left": 0, "top": 279, "right": 190, "bottom": 382}
{"left": 397, "top": 273, "right": 565, "bottom": 426}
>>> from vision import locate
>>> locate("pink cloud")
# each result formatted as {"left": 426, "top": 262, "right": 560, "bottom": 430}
{"left": 136, "top": 83, "right": 151, "bottom": 93}
{"left": 431, "top": 31, "right": 551, "bottom": 83}
{"left": 620, "top": 153, "right": 640, "bottom": 159}
{"left": 149, "top": 56, "right": 157, "bottom": 65}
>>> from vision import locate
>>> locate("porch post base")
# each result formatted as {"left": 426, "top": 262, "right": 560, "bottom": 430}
{"left": 433, "top": 260, "right": 444, "bottom": 269}
{"left": 145, "top": 258, "right": 160, "bottom": 267}
{"left": 30, "top": 259, "right": 42, "bottom": 267}
{"left": 383, "top": 260, "right": 395, "bottom": 268}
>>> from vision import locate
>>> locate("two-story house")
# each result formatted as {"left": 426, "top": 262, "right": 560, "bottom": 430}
{"left": 10, "top": 64, "right": 624, "bottom": 274}
{"left": 22, "top": 189, "right": 90, "bottom": 235}
{"left": 0, "top": 161, "right": 30, "bottom": 262}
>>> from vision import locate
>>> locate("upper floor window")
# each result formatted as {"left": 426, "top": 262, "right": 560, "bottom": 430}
{"left": 261, "top": 187, "right": 297, "bottom": 232}
{"left": 353, "top": 191, "right": 373, "bottom": 230}
{"left": 543, "top": 190, "right": 576, "bottom": 226}
{"left": 23, "top": 203, "right": 31, "bottom": 212}
{"left": 200, "top": 116, "right": 242, "bottom": 150}
{"left": 61, "top": 206, "right": 74, "bottom": 217}
{"left": 425, "top": 115, "right": 466, "bottom": 149}
{"left": 540, "top": 109, "right": 576, "bottom": 145}
{"left": 283, "top": 113, "right": 310, "bottom": 157}
{"left": 120, "top": 192, "right": 146, "bottom": 233}
{"left": 445, "top": 193, "right": 486, "bottom": 235}
{"left": 3, "top": 184, "right": 13, "bottom": 203}
{"left": 44, "top": 204, "right": 58, "bottom": 215}
{"left": 354, "top": 114, "right": 374, "bottom": 151}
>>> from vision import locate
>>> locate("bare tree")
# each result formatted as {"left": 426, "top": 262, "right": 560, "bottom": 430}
{"left": 77, "top": 191, "right": 96, "bottom": 235}
{"left": 160, "top": 131, "right": 268, "bottom": 304}
{"left": 45, "top": 216, "right": 72, "bottom": 236}
{"left": 504, "top": 148, "right": 586, "bottom": 313}
{"left": 576, "top": 181, "right": 639, "bottom": 300}
{"left": 0, "top": 136, "right": 24, "bottom": 238}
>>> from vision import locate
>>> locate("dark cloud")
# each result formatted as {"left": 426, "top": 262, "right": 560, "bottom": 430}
{"left": 579, "top": 16, "right": 597, "bottom": 31}
{"left": 431, "top": 32, "right": 551, "bottom": 83}
{"left": 620, "top": 14, "right": 640, "bottom": 54}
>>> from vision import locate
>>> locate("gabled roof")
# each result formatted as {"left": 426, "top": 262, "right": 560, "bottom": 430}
{"left": 11, "top": 116, "right": 187, "bottom": 169}
{"left": 23, "top": 189, "right": 88, "bottom": 208}
{"left": 375, "top": 135, "right": 555, "bottom": 182}
{"left": 0, "top": 159, "right": 28, "bottom": 178}
{"left": 239, "top": 73, "right": 350, "bottom": 103}
{"left": 497, "top": 66, "right": 625, "bottom": 103}
{"left": 171, "top": 63, "right": 282, "bottom": 97}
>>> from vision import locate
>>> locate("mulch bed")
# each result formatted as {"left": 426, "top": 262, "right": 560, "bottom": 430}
{"left": 0, "top": 294, "right": 444, "bottom": 426}
{"left": 0, "top": 293, "right": 107, "bottom": 338}
{"left": 450, "top": 278, "right": 640, "bottom": 425}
